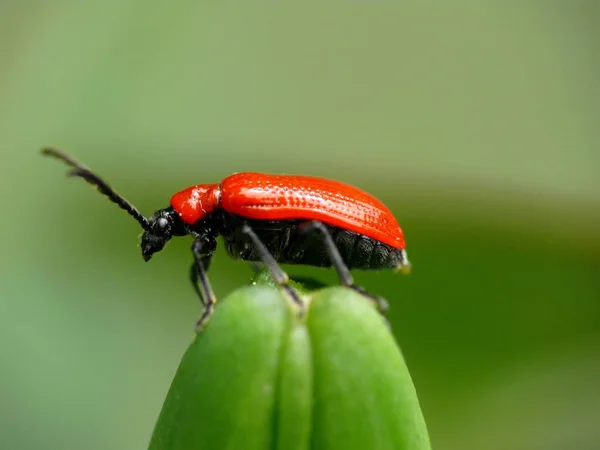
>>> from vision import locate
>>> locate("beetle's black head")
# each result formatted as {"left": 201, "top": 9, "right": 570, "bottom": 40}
{"left": 141, "top": 207, "right": 186, "bottom": 261}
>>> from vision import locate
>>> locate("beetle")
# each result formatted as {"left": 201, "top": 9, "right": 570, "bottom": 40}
{"left": 42, "top": 147, "right": 410, "bottom": 328}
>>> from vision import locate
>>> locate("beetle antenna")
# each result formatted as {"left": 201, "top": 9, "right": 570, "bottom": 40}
{"left": 41, "top": 147, "right": 151, "bottom": 231}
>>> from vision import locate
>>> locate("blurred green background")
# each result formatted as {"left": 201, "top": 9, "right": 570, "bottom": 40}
{"left": 1, "top": 2, "right": 599, "bottom": 449}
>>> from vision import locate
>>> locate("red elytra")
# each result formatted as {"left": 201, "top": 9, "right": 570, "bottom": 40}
{"left": 170, "top": 172, "right": 405, "bottom": 250}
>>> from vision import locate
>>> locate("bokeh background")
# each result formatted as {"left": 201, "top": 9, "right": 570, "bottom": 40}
{"left": 1, "top": 2, "right": 599, "bottom": 449}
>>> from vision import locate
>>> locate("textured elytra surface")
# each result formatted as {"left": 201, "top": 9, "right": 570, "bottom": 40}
{"left": 220, "top": 173, "right": 405, "bottom": 249}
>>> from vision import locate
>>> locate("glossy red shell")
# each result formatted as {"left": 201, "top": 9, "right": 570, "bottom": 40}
{"left": 170, "top": 173, "right": 405, "bottom": 249}
{"left": 170, "top": 184, "right": 220, "bottom": 225}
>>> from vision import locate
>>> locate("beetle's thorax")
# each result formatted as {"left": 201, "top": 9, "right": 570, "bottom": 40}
{"left": 170, "top": 183, "right": 222, "bottom": 225}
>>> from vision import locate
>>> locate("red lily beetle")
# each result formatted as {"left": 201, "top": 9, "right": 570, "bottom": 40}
{"left": 42, "top": 148, "right": 410, "bottom": 328}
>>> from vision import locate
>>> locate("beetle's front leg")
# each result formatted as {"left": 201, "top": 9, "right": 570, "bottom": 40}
{"left": 190, "top": 234, "right": 217, "bottom": 330}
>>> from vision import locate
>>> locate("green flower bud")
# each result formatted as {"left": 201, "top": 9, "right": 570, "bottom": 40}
{"left": 149, "top": 278, "right": 431, "bottom": 450}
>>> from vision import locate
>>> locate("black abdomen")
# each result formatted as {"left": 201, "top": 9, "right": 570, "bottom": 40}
{"left": 218, "top": 212, "right": 404, "bottom": 270}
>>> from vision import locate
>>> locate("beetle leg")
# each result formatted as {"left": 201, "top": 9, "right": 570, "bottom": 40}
{"left": 298, "top": 220, "right": 389, "bottom": 314}
{"left": 189, "top": 258, "right": 213, "bottom": 307}
{"left": 239, "top": 225, "right": 305, "bottom": 315}
{"left": 191, "top": 237, "right": 217, "bottom": 331}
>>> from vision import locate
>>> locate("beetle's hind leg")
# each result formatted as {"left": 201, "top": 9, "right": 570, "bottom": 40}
{"left": 297, "top": 220, "right": 389, "bottom": 314}
{"left": 239, "top": 225, "right": 306, "bottom": 316}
